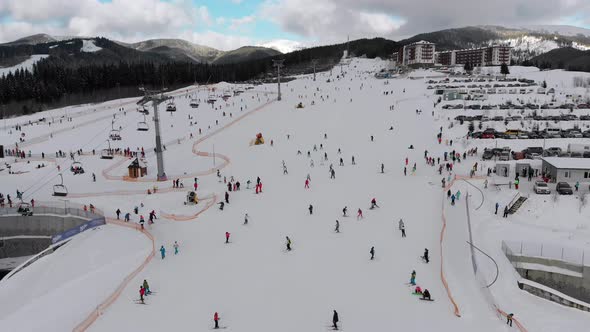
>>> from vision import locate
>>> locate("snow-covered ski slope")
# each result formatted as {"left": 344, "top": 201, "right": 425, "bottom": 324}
{"left": 1, "top": 59, "right": 590, "bottom": 332}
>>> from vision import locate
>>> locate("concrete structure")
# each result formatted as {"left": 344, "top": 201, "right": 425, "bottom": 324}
{"left": 436, "top": 45, "right": 512, "bottom": 67}
{"left": 541, "top": 157, "right": 590, "bottom": 183}
{"left": 400, "top": 41, "right": 435, "bottom": 67}
{"left": 503, "top": 242, "right": 590, "bottom": 305}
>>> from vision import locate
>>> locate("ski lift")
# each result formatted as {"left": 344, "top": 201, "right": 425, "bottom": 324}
{"left": 53, "top": 173, "right": 68, "bottom": 197}
{"left": 109, "top": 120, "right": 122, "bottom": 140}
{"left": 138, "top": 106, "right": 149, "bottom": 115}
{"left": 166, "top": 101, "right": 176, "bottom": 112}
{"left": 190, "top": 99, "right": 199, "bottom": 108}
{"left": 137, "top": 114, "right": 149, "bottom": 131}
{"left": 70, "top": 160, "right": 85, "bottom": 175}
{"left": 101, "top": 140, "right": 114, "bottom": 160}
{"left": 207, "top": 94, "right": 217, "bottom": 104}
{"left": 222, "top": 90, "right": 231, "bottom": 100}
{"left": 17, "top": 201, "right": 33, "bottom": 216}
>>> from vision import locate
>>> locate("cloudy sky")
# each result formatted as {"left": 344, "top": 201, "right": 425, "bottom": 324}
{"left": 0, "top": 0, "right": 589, "bottom": 52}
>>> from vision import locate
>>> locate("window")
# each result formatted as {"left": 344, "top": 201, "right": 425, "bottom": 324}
{"left": 565, "top": 171, "right": 570, "bottom": 178}
{"left": 585, "top": 172, "right": 589, "bottom": 179}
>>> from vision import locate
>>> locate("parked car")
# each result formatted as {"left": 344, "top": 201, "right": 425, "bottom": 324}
{"left": 482, "top": 149, "right": 494, "bottom": 160}
{"left": 534, "top": 181, "right": 551, "bottom": 194}
{"left": 545, "top": 147, "right": 562, "bottom": 156}
{"left": 556, "top": 182, "right": 573, "bottom": 195}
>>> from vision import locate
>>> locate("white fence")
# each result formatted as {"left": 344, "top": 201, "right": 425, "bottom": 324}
{"left": 502, "top": 240, "right": 586, "bottom": 266}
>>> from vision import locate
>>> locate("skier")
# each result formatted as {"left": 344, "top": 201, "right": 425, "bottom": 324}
{"left": 244, "top": 213, "right": 249, "bottom": 225}
{"left": 422, "top": 289, "right": 431, "bottom": 300}
{"left": 332, "top": 310, "right": 339, "bottom": 330}
{"left": 451, "top": 194, "right": 455, "bottom": 205}
{"left": 357, "top": 208, "right": 363, "bottom": 220}
{"left": 335, "top": 220, "right": 340, "bottom": 233}
{"left": 370, "top": 246, "right": 375, "bottom": 260}
{"left": 404, "top": 167, "right": 406, "bottom": 176}
{"left": 116, "top": 208, "right": 121, "bottom": 219}
{"left": 286, "top": 236, "right": 292, "bottom": 251}
{"left": 214, "top": 312, "right": 220, "bottom": 329}
{"left": 225, "top": 191, "right": 229, "bottom": 204}
{"left": 507, "top": 313, "right": 514, "bottom": 327}
{"left": 342, "top": 206, "right": 348, "bottom": 217}
{"left": 218, "top": 202, "right": 225, "bottom": 210}
{"left": 225, "top": 232, "right": 230, "bottom": 244}
{"left": 124, "top": 212, "right": 130, "bottom": 222}
{"left": 495, "top": 202, "right": 499, "bottom": 215}
{"left": 330, "top": 168, "right": 336, "bottom": 179}
{"left": 399, "top": 219, "right": 406, "bottom": 237}
{"left": 370, "top": 198, "right": 379, "bottom": 209}
{"left": 503, "top": 206, "right": 509, "bottom": 218}
{"left": 309, "top": 204, "right": 313, "bottom": 215}
{"left": 305, "top": 179, "right": 310, "bottom": 189}
{"left": 410, "top": 270, "right": 416, "bottom": 285}
{"left": 352, "top": 156, "right": 356, "bottom": 165}
{"left": 381, "top": 163, "right": 384, "bottom": 173}
{"left": 160, "top": 245, "right": 166, "bottom": 259}
{"left": 143, "top": 279, "right": 151, "bottom": 295}
{"left": 139, "top": 286, "right": 145, "bottom": 304}
{"left": 456, "top": 190, "right": 461, "bottom": 201}
{"left": 173, "top": 241, "right": 179, "bottom": 254}
{"left": 423, "top": 248, "right": 429, "bottom": 263}
{"left": 339, "top": 157, "right": 344, "bottom": 166}
{"left": 139, "top": 215, "right": 145, "bottom": 229}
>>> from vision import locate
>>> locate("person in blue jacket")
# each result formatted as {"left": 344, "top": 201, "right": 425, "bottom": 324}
{"left": 160, "top": 245, "right": 166, "bottom": 259}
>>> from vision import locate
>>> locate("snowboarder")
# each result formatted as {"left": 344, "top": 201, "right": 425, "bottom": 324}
{"left": 309, "top": 204, "right": 313, "bottom": 215}
{"left": 218, "top": 202, "right": 225, "bottom": 210}
{"left": 160, "top": 245, "right": 166, "bottom": 259}
{"left": 422, "top": 289, "right": 431, "bottom": 300}
{"left": 342, "top": 206, "right": 348, "bottom": 217}
{"left": 335, "top": 220, "right": 340, "bottom": 233}
{"left": 357, "top": 208, "right": 363, "bottom": 220}
{"left": 225, "top": 232, "right": 230, "bottom": 243}
{"left": 410, "top": 270, "right": 416, "bottom": 285}
{"left": 370, "top": 246, "right": 375, "bottom": 260}
{"left": 143, "top": 279, "right": 151, "bottom": 295}
{"left": 423, "top": 248, "right": 429, "bottom": 263}
{"left": 507, "top": 313, "right": 514, "bottom": 327}
{"left": 214, "top": 312, "right": 220, "bottom": 329}
{"left": 332, "top": 310, "right": 339, "bottom": 330}
{"left": 286, "top": 236, "right": 292, "bottom": 251}
{"left": 173, "top": 241, "right": 179, "bottom": 254}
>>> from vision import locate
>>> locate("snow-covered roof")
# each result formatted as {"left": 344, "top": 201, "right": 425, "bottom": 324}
{"left": 542, "top": 157, "right": 590, "bottom": 170}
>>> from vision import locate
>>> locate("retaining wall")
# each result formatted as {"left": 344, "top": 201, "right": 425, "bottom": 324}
{"left": 0, "top": 215, "right": 89, "bottom": 237}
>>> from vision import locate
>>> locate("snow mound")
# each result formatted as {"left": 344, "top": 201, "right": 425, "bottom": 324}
{"left": 81, "top": 40, "right": 102, "bottom": 53}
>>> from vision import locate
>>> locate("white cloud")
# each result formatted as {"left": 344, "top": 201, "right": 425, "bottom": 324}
{"left": 229, "top": 16, "right": 256, "bottom": 30}
{"left": 259, "top": 39, "right": 305, "bottom": 53}
{"left": 179, "top": 30, "right": 254, "bottom": 51}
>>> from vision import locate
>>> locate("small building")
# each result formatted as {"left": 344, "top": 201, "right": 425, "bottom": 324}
{"left": 541, "top": 157, "right": 590, "bottom": 183}
{"left": 128, "top": 158, "right": 148, "bottom": 178}
{"left": 495, "top": 163, "right": 510, "bottom": 177}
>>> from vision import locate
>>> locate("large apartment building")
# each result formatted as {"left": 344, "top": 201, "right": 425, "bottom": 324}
{"left": 436, "top": 45, "right": 512, "bottom": 67}
{"left": 397, "top": 40, "right": 436, "bottom": 67}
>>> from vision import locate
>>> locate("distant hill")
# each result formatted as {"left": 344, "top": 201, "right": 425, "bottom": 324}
{"left": 529, "top": 47, "right": 590, "bottom": 72}
{"left": 125, "top": 38, "right": 221, "bottom": 63}
{"left": 212, "top": 46, "right": 281, "bottom": 65}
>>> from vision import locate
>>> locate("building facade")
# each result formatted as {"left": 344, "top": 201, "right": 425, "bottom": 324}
{"left": 436, "top": 45, "right": 512, "bottom": 67}
{"left": 399, "top": 41, "right": 435, "bottom": 67}
{"left": 541, "top": 157, "right": 590, "bottom": 183}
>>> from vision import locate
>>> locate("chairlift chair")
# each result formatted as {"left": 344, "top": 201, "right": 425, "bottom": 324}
{"left": 190, "top": 99, "right": 199, "bottom": 108}
{"left": 166, "top": 102, "right": 176, "bottom": 112}
{"left": 53, "top": 173, "right": 68, "bottom": 197}
{"left": 17, "top": 202, "right": 33, "bottom": 216}
{"left": 207, "top": 94, "right": 217, "bottom": 104}
{"left": 101, "top": 140, "right": 114, "bottom": 160}
{"left": 71, "top": 161, "right": 85, "bottom": 174}
{"left": 137, "top": 114, "right": 149, "bottom": 131}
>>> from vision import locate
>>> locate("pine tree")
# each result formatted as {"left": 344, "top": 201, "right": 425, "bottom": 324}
{"left": 500, "top": 63, "right": 510, "bottom": 77}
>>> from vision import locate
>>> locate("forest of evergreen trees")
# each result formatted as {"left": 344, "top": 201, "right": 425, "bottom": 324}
{"left": 0, "top": 37, "right": 398, "bottom": 114}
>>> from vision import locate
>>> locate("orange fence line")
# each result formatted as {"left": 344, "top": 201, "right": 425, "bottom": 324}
{"left": 72, "top": 219, "right": 155, "bottom": 332}
{"left": 440, "top": 183, "right": 462, "bottom": 318}
{"left": 444, "top": 175, "right": 528, "bottom": 331}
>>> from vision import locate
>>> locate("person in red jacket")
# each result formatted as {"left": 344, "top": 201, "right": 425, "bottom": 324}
{"left": 139, "top": 285, "right": 145, "bottom": 304}
{"left": 225, "top": 232, "right": 230, "bottom": 244}
{"left": 214, "top": 312, "right": 220, "bottom": 329}
{"left": 304, "top": 179, "right": 310, "bottom": 189}
{"left": 357, "top": 208, "right": 363, "bottom": 220}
